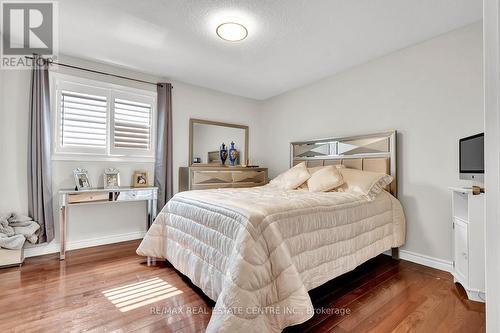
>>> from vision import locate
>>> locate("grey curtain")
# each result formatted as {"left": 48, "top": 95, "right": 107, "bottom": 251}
{"left": 28, "top": 55, "right": 54, "bottom": 243}
{"left": 154, "top": 83, "right": 173, "bottom": 212}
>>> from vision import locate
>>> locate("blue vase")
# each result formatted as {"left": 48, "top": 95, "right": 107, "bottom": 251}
{"left": 219, "top": 143, "right": 228, "bottom": 165}
{"left": 228, "top": 142, "right": 239, "bottom": 167}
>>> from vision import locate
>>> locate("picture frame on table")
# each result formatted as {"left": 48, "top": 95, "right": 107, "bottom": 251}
{"left": 133, "top": 171, "right": 149, "bottom": 187}
{"left": 73, "top": 168, "right": 92, "bottom": 190}
{"left": 104, "top": 168, "right": 120, "bottom": 189}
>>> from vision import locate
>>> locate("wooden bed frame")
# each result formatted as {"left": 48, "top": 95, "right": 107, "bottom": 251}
{"left": 290, "top": 130, "right": 400, "bottom": 259}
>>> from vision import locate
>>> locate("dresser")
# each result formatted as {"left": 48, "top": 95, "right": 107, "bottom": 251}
{"left": 179, "top": 166, "right": 268, "bottom": 191}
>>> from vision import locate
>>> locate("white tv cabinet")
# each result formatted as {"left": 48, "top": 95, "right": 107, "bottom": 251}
{"left": 449, "top": 187, "right": 485, "bottom": 302}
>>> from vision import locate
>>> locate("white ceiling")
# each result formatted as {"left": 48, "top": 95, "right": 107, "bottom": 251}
{"left": 59, "top": 0, "right": 482, "bottom": 100}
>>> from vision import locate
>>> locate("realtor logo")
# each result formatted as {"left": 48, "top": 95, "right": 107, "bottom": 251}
{"left": 1, "top": 1, "right": 57, "bottom": 68}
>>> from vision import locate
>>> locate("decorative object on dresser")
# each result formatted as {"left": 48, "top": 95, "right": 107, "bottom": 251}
{"left": 179, "top": 166, "right": 268, "bottom": 191}
{"left": 58, "top": 187, "right": 158, "bottom": 260}
{"left": 449, "top": 187, "right": 485, "bottom": 302}
{"left": 103, "top": 168, "right": 120, "bottom": 189}
{"left": 133, "top": 171, "right": 149, "bottom": 187}
{"left": 73, "top": 168, "right": 92, "bottom": 190}
{"left": 219, "top": 143, "right": 228, "bottom": 165}
{"left": 228, "top": 141, "right": 239, "bottom": 166}
{"left": 189, "top": 118, "right": 248, "bottom": 166}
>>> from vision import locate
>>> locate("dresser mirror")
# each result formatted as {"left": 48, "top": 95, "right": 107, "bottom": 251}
{"left": 189, "top": 119, "right": 249, "bottom": 166}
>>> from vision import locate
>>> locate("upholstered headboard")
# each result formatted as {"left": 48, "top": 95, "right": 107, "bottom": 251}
{"left": 290, "top": 131, "right": 397, "bottom": 197}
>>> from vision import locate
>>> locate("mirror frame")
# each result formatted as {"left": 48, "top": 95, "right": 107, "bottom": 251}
{"left": 189, "top": 118, "right": 249, "bottom": 167}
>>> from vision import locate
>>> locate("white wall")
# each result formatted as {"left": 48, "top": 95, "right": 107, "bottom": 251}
{"left": 483, "top": 1, "right": 500, "bottom": 331}
{"left": 0, "top": 55, "right": 260, "bottom": 256}
{"left": 257, "top": 23, "right": 484, "bottom": 263}
{"left": 0, "top": 69, "right": 30, "bottom": 216}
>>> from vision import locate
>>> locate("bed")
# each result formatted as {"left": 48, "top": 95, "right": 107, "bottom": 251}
{"left": 137, "top": 131, "right": 406, "bottom": 333}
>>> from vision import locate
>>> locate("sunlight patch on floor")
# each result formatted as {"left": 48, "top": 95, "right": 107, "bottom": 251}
{"left": 102, "top": 277, "right": 183, "bottom": 312}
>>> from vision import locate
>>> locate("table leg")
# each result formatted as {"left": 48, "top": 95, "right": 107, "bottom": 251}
{"left": 152, "top": 198, "right": 157, "bottom": 221}
{"left": 60, "top": 205, "right": 66, "bottom": 260}
{"left": 147, "top": 198, "right": 158, "bottom": 230}
{"left": 147, "top": 200, "right": 152, "bottom": 230}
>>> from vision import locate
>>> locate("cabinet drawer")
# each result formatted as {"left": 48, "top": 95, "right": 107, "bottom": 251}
{"left": 68, "top": 192, "right": 109, "bottom": 203}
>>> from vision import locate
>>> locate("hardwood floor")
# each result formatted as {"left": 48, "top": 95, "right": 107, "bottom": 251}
{"left": 0, "top": 240, "right": 484, "bottom": 333}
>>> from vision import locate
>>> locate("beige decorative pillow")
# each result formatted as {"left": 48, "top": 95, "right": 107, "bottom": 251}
{"left": 307, "top": 166, "right": 344, "bottom": 192}
{"left": 269, "top": 162, "right": 311, "bottom": 190}
{"left": 338, "top": 168, "right": 393, "bottom": 200}
{"left": 298, "top": 166, "right": 323, "bottom": 189}
{"left": 308, "top": 166, "right": 324, "bottom": 175}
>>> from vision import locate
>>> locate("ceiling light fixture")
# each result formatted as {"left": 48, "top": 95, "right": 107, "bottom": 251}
{"left": 216, "top": 22, "right": 248, "bottom": 42}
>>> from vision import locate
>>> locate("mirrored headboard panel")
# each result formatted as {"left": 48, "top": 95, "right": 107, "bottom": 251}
{"left": 291, "top": 131, "right": 397, "bottom": 197}
{"left": 189, "top": 119, "right": 249, "bottom": 166}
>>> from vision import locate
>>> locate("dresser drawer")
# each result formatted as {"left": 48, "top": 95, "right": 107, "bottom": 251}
{"left": 192, "top": 170, "right": 233, "bottom": 185}
{"left": 231, "top": 170, "right": 267, "bottom": 184}
{"left": 115, "top": 190, "right": 155, "bottom": 201}
{"left": 180, "top": 167, "right": 268, "bottom": 191}
{"left": 67, "top": 192, "right": 109, "bottom": 203}
{"left": 191, "top": 183, "right": 233, "bottom": 190}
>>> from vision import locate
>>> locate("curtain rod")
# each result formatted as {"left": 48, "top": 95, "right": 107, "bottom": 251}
{"left": 25, "top": 56, "right": 165, "bottom": 87}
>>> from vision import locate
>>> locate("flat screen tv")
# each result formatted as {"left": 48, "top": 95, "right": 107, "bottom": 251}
{"left": 459, "top": 133, "right": 484, "bottom": 182}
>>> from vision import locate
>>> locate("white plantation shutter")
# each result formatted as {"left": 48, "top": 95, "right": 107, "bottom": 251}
{"left": 60, "top": 90, "right": 107, "bottom": 149}
{"left": 112, "top": 98, "right": 152, "bottom": 152}
{"left": 53, "top": 75, "right": 156, "bottom": 159}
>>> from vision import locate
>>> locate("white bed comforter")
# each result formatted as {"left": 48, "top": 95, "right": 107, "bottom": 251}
{"left": 137, "top": 185, "right": 405, "bottom": 333}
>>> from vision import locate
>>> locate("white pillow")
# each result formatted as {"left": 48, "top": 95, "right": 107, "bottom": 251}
{"left": 270, "top": 162, "right": 311, "bottom": 190}
{"left": 298, "top": 166, "right": 323, "bottom": 189}
{"left": 338, "top": 168, "right": 393, "bottom": 200}
{"left": 307, "top": 166, "right": 344, "bottom": 192}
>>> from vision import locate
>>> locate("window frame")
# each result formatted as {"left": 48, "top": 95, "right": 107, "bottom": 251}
{"left": 51, "top": 73, "right": 157, "bottom": 162}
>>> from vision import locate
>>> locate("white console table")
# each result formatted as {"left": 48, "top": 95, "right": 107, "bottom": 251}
{"left": 58, "top": 187, "right": 158, "bottom": 260}
{"left": 449, "top": 187, "right": 485, "bottom": 302}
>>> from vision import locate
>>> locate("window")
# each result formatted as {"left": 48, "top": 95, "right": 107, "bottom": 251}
{"left": 60, "top": 90, "right": 108, "bottom": 150}
{"left": 52, "top": 74, "right": 156, "bottom": 160}
{"left": 111, "top": 95, "right": 153, "bottom": 154}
